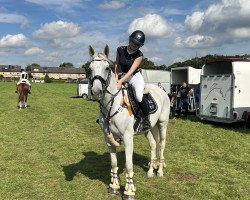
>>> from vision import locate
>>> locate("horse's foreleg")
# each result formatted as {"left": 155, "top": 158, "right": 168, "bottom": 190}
{"left": 146, "top": 130, "right": 158, "bottom": 177}
{"left": 157, "top": 122, "right": 167, "bottom": 177}
{"left": 107, "top": 144, "right": 120, "bottom": 195}
{"left": 123, "top": 132, "right": 136, "bottom": 200}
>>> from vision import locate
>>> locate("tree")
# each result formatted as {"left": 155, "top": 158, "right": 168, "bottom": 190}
{"left": 0, "top": 75, "right": 3, "bottom": 81}
{"left": 44, "top": 74, "right": 52, "bottom": 83}
{"left": 81, "top": 61, "right": 91, "bottom": 77}
{"left": 59, "top": 62, "right": 74, "bottom": 68}
{"left": 26, "top": 63, "right": 40, "bottom": 71}
{"left": 140, "top": 58, "right": 155, "bottom": 69}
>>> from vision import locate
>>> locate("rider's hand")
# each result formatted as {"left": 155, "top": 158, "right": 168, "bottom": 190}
{"left": 116, "top": 80, "right": 122, "bottom": 89}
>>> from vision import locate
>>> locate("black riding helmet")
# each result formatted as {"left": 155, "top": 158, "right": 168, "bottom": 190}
{"left": 129, "top": 30, "right": 145, "bottom": 47}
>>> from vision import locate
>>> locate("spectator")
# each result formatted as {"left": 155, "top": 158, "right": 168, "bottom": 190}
{"left": 168, "top": 87, "right": 177, "bottom": 118}
{"left": 177, "top": 82, "right": 192, "bottom": 117}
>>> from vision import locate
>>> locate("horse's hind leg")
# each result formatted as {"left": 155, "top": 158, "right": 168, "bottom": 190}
{"left": 24, "top": 95, "right": 27, "bottom": 108}
{"left": 157, "top": 121, "right": 168, "bottom": 177}
{"left": 145, "top": 127, "right": 158, "bottom": 177}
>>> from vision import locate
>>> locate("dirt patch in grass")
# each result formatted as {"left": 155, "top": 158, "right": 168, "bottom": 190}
{"left": 177, "top": 173, "right": 198, "bottom": 183}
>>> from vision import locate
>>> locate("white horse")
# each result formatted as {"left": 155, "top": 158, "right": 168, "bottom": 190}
{"left": 89, "top": 45, "right": 170, "bottom": 200}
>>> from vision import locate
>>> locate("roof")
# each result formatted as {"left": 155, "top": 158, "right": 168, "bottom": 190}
{"left": 206, "top": 58, "right": 250, "bottom": 64}
{"left": 0, "top": 65, "right": 21, "bottom": 72}
{"left": 31, "top": 67, "right": 85, "bottom": 74}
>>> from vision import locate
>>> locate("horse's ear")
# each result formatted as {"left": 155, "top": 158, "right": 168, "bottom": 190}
{"left": 89, "top": 45, "right": 95, "bottom": 57}
{"left": 104, "top": 44, "right": 109, "bottom": 58}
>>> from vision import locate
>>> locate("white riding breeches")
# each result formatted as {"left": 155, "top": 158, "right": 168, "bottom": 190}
{"left": 126, "top": 72, "right": 144, "bottom": 102}
{"left": 17, "top": 79, "right": 31, "bottom": 86}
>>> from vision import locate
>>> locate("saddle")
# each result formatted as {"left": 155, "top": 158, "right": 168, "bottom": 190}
{"left": 123, "top": 84, "right": 158, "bottom": 131}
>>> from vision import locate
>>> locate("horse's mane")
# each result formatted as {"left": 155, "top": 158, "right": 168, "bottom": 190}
{"left": 92, "top": 53, "right": 113, "bottom": 65}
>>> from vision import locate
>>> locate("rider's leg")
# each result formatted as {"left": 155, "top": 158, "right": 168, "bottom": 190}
{"left": 130, "top": 73, "right": 151, "bottom": 131}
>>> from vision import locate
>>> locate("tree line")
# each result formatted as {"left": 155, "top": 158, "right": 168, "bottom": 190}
{"left": 25, "top": 54, "right": 250, "bottom": 76}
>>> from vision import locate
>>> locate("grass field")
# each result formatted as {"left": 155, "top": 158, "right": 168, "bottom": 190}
{"left": 0, "top": 82, "right": 249, "bottom": 200}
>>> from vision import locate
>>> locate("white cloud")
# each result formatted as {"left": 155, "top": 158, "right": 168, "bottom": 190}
{"left": 185, "top": 0, "right": 250, "bottom": 39}
{"left": 25, "top": 47, "right": 44, "bottom": 55}
{"left": 162, "top": 8, "right": 186, "bottom": 16}
{"left": 45, "top": 52, "right": 60, "bottom": 62}
{"left": 33, "top": 21, "right": 81, "bottom": 39}
{"left": 0, "top": 13, "right": 28, "bottom": 28}
{"left": 174, "top": 34, "right": 216, "bottom": 48}
{"left": 25, "top": 0, "right": 85, "bottom": 12}
{"left": 0, "top": 34, "right": 29, "bottom": 48}
{"left": 149, "top": 56, "right": 162, "bottom": 63}
{"left": 185, "top": 11, "right": 204, "bottom": 32}
{"left": 128, "top": 14, "right": 174, "bottom": 38}
{"left": 0, "top": 51, "right": 9, "bottom": 56}
{"left": 230, "top": 27, "right": 250, "bottom": 39}
{"left": 99, "top": 0, "right": 125, "bottom": 9}
{"left": 50, "top": 39, "right": 76, "bottom": 49}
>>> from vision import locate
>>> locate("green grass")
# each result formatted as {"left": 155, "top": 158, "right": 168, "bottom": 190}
{"left": 0, "top": 82, "right": 249, "bottom": 200}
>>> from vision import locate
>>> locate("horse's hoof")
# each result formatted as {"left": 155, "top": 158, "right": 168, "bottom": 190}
{"left": 157, "top": 171, "right": 164, "bottom": 177}
{"left": 108, "top": 187, "right": 120, "bottom": 195}
{"left": 122, "top": 194, "right": 135, "bottom": 200}
{"left": 147, "top": 171, "right": 154, "bottom": 178}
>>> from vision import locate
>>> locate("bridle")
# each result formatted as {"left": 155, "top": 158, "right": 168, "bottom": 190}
{"left": 89, "top": 56, "right": 122, "bottom": 122}
{"left": 89, "top": 56, "right": 113, "bottom": 96}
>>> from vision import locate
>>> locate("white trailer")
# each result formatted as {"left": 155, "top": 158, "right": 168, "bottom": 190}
{"left": 171, "top": 66, "right": 201, "bottom": 85}
{"left": 171, "top": 66, "right": 201, "bottom": 112}
{"left": 141, "top": 69, "right": 171, "bottom": 94}
{"left": 198, "top": 59, "right": 250, "bottom": 124}
{"left": 77, "top": 79, "right": 90, "bottom": 99}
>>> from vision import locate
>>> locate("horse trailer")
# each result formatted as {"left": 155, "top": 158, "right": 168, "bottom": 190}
{"left": 77, "top": 79, "right": 90, "bottom": 99}
{"left": 171, "top": 66, "right": 201, "bottom": 112}
{"left": 198, "top": 59, "right": 250, "bottom": 124}
{"left": 141, "top": 69, "right": 171, "bottom": 94}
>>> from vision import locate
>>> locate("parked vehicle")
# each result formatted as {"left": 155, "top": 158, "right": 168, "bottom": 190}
{"left": 198, "top": 58, "right": 250, "bottom": 125}
{"left": 141, "top": 69, "right": 171, "bottom": 94}
{"left": 77, "top": 79, "right": 90, "bottom": 99}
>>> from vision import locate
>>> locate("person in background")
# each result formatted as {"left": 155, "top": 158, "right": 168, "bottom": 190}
{"left": 16, "top": 70, "right": 31, "bottom": 94}
{"left": 177, "top": 82, "right": 192, "bottom": 117}
{"left": 168, "top": 87, "right": 177, "bottom": 118}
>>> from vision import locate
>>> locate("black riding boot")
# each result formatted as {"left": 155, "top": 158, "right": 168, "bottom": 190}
{"left": 138, "top": 98, "right": 152, "bottom": 131}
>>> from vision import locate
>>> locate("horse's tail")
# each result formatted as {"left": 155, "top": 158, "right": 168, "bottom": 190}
{"left": 21, "top": 84, "right": 24, "bottom": 97}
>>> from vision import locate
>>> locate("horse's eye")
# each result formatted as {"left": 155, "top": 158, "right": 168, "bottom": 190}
{"left": 105, "top": 67, "right": 109, "bottom": 70}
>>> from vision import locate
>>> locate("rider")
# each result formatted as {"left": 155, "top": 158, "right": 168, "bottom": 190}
{"left": 115, "top": 30, "right": 151, "bottom": 131}
{"left": 16, "top": 70, "right": 31, "bottom": 94}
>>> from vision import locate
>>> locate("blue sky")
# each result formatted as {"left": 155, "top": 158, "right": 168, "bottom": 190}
{"left": 0, "top": 0, "right": 250, "bottom": 67}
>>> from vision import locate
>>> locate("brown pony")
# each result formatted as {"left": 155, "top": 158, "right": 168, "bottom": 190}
{"left": 17, "top": 83, "right": 29, "bottom": 109}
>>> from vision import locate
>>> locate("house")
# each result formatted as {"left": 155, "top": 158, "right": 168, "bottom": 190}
{"left": 0, "top": 65, "right": 21, "bottom": 78}
{"left": 31, "top": 67, "right": 86, "bottom": 80}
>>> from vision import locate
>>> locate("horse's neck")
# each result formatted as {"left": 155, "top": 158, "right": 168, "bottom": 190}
{"left": 100, "top": 72, "right": 122, "bottom": 113}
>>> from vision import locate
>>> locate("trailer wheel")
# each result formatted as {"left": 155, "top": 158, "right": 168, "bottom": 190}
{"left": 82, "top": 94, "right": 88, "bottom": 99}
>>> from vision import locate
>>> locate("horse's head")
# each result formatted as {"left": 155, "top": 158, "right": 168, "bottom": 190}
{"left": 88, "top": 45, "right": 113, "bottom": 100}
